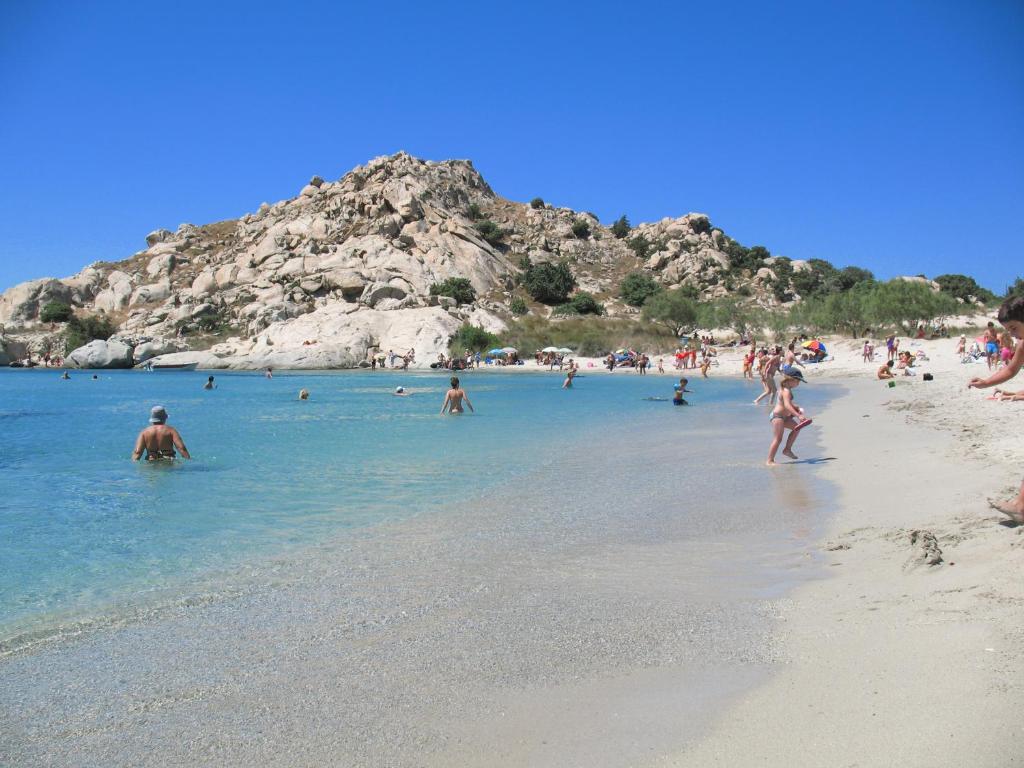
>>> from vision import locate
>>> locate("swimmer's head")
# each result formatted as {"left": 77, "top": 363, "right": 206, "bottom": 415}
{"left": 207, "top": 375, "right": 214, "bottom": 382}
{"left": 450, "top": 377, "right": 459, "bottom": 388}
{"left": 149, "top": 405, "right": 168, "bottom": 424}
{"left": 395, "top": 386, "right": 404, "bottom": 393}
{"left": 298, "top": 388, "right": 309, "bottom": 400}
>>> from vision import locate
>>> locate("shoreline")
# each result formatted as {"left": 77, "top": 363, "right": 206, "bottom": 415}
{"left": 666, "top": 377, "right": 1024, "bottom": 766}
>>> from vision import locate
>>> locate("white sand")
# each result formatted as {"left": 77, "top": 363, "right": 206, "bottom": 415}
{"left": 655, "top": 337, "right": 1024, "bottom": 766}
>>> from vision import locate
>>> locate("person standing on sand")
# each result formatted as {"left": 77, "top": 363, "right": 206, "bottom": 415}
{"left": 440, "top": 376, "right": 474, "bottom": 414}
{"left": 766, "top": 368, "right": 808, "bottom": 466}
{"left": 885, "top": 334, "right": 896, "bottom": 361}
{"left": 968, "top": 298, "right": 1024, "bottom": 523}
{"left": 983, "top": 321, "right": 1000, "bottom": 370}
{"left": 132, "top": 406, "right": 191, "bottom": 461}
{"left": 742, "top": 348, "right": 755, "bottom": 379}
{"left": 657, "top": 357, "right": 664, "bottom": 374}
{"left": 784, "top": 343, "right": 804, "bottom": 370}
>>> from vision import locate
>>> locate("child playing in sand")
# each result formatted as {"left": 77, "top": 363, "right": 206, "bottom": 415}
{"left": 877, "top": 360, "right": 895, "bottom": 380}
{"left": 968, "top": 297, "right": 1024, "bottom": 522}
{"left": 766, "top": 367, "right": 809, "bottom": 466}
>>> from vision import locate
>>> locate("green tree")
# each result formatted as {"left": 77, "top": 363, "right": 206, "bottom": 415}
{"left": 449, "top": 323, "right": 500, "bottom": 354}
{"left": 530, "top": 197, "right": 545, "bottom": 209}
{"left": 863, "top": 280, "right": 958, "bottom": 329}
{"left": 642, "top": 290, "right": 699, "bottom": 337}
{"left": 40, "top": 301, "right": 73, "bottom": 323}
{"left": 474, "top": 220, "right": 505, "bottom": 246}
{"left": 934, "top": 273, "right": 996, "bottom": 304}
{"left": 429, "top": 277, "right": 476, "bottom": 305}
{"left": 522, "top": 261, "right": 576, "bottom": 305}
{"left": 509, "top": 296, "right": 528, "bottom": 315}
{"left": 467, "top": 203, "right": 482, "bottom": 220}
{"left": 571, "top": 219, "right": 591, "bottom": 239}
{"left": 1005, "top": 278, "right": 1024, "bottom": 302}
{"left": 64, "top": 313, "right": 116, "bottom": 352}
{"left": 610, "top": 215, "right": 631, "bottom": 239}
{"left": 619, "top": 272, "right": 662, "bottom": 307}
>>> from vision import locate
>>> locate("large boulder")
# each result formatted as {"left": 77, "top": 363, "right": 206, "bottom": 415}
{"left": 133, "top": 337, "right": 185, "bottom": 363}
{"left": 0, "top": 278, "right": 75, "bottom": 325}
{"left": 67, "top": 339, "right": 134, "bottom": 369}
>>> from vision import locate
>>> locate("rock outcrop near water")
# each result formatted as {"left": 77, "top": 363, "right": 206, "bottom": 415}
{"left": 0, "top": 152, "right": 785, "bottom": 369}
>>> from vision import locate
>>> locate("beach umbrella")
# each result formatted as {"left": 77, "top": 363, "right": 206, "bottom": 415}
{"left": 802, "top": 340, "right": 827, "bottom": 354}
{"left": 488, "top": 348, "right": 504, "bottom": 356}
{"left": 541, "top": 346, "right": 559, "bottom": 353}
{"left": 556, "top": 347, "right": 573, "bottom": 354}
{"left": 501, "top": 347, "right": 518, "bottom": 354}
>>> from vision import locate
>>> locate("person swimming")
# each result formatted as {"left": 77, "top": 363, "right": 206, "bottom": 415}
{"left": 298, "top": 388, "right": 309, "bottom": 400}
{"left": 131, "top": 406, "right": 191, "bottom": 462}
{"left": 393, "top": 386, "right": 409, "bottom": 397}
{"left": 441, "top": 377, "right": 474, "bottom": 414}
{"left": 203, "top": 375, "right": 216, "bottom": 390}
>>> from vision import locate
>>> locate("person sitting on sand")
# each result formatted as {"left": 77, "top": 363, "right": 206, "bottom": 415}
{"left": 203, "top": 375, "right": 216, "bottom": 390}
{"left": 673, "top": 377, "right": 691, "bottom": 406}
{"left": 132, "top": 406, "right": 191, "bottom": 462}
{"left": 877, "top": 360, "right": 895, "bottom": 380}
{"left": 440, "top": 376, "right": 474, "bottom": 414}
{"left": 298, "top": 389, "right": 309, "bottom": 400}
{"left": 766, "top": 368, "right": 808, "bottom": 466}
{"left": 968, "top": 297, "right": 1024, "bottom": 523}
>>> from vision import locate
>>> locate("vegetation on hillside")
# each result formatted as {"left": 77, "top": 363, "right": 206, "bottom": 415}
{"left": 429, "top": 277, "right": 476, "bottom": 305}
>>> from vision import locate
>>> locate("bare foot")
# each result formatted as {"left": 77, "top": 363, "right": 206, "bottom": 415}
{"left": 782, "top": 449, "right": 798, "bottom": 460}
{"left": 988, "top": 498, "right": 1024, "bottom": 524}
{"left": 766, "top": 459, "right": 777, "bottom": 466}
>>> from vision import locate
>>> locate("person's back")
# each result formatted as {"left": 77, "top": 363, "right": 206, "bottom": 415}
{"left": 132, "top": 406, "right": 190, "bottom": 461}
{"left": 441, "top": 377, "right": 474, "bottom": 414}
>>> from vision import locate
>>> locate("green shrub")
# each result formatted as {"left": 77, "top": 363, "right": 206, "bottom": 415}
{"left": 474, "top": 219, "right": 505, "bottom": 246}
{"left": 40, "top": 301, "right": 73, "bottom": 323}
{"left": 768, "top": 258, "right": 795, "bottom": 302}
{"left": 429, "top": 277, "right": 476, "bottom": 305}
{"left": 449, "top": 323, "right": 500, "bottom": 354}
{"left": 64, "top": 313, "right": 116, "bottom": 352}
{"left": 619, "top": 272, "right": 662, "bottom": 307}
{"left": 571, "top": 219, "right": 591, "bottom": 239}
{"left": 610, "top": 215, "right": 631, "bottom": 239}
{"left": 509, "top": 296, "right": 528, "bottom": 316}
{"left": 1005, "top": 278, "right": 1024, "bottom": 302}
{"left": 627, "top": 234, "right": 651, "bottom": 260}
{"left": 467, "top": 203, "right": 482, "bottom": 220}
{"left": 556, "top": 292, "right": 604, "bottom": 316}
{"left": 530, "top": 197, "right": 545, "bottom": 209}
{"left": 522, "top": 261, "right": 576, "bottom": 305}
{"left": 642, "top": 290, "right": 699, "bottom": 336}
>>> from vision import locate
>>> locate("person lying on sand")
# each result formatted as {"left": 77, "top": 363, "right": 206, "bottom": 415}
{"left": 132, "top": 406, "right": 190, "bottom": 461}
{"left": 968, "top": 297, "right": 1024, "bottom": 522}
{"left": 877, "top": 360, "right": 895, "bottom": 380}
{"left": 766, "top": 367, "right": 809, "bottom": 466}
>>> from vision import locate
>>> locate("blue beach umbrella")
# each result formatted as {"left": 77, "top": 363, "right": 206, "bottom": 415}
{"left": 488, "top": 348, "right": 504, "bottom": 356}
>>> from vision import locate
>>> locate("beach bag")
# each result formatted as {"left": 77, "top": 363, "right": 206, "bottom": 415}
{"left": 923, "top": 373, "right": 933, "bottom": 381}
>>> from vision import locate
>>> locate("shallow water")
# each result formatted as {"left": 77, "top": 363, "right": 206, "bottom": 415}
{"left": 0, "top": 366, "right": 835, "bottom": 765}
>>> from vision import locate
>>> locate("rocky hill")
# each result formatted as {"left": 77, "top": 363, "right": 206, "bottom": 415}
{"left": 0, "top": 151, "right": 801, "bottom": 368}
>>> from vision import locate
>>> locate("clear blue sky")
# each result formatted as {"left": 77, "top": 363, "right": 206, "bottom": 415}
{"left": 1, "top": 0, "right": 1021, "bottom": 293}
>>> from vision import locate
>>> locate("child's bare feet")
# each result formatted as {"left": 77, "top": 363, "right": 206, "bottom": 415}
{"left": 782, "top": 449, "right": 798, "bottom": 460}
{"left": 765, "top": 460, "right": 777, "bottom": 466}
{"left": 989, "top": 498, "right": 1024, "bottom": 524}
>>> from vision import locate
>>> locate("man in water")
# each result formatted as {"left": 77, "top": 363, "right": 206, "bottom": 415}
{"left": 673, "top": 377, "right": 691, "bottom": 405}
{"left": 440, "top": 377, "right": 474, "bottom": 414}
{"left": 203, "top": 375, "right": 216, "bottom": 390}
{"left": 299, "top": 388, "right": 310, "bottom": 400}
{"left": 131, "top": 406, "right": 191, "bottom": 461}
{"left": 393, "top": 386, "right": 409, "bottom": 397}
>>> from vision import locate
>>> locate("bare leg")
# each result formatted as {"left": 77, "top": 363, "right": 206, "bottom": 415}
{"left": 766, "top": 418, "right": 786, "bottom": 465}
{"left": 782, "top": 425, "right": 800, "bottom": 459}
{"left": 989, "top": 478, "right": 1024, "bottom": 523}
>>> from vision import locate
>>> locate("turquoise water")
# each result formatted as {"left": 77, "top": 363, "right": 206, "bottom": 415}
{"left": 0, "top": 367, "right": 831, "bottom": 652}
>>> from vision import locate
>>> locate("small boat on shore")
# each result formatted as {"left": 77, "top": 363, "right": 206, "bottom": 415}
{"left": 142, "top": 361, "right": 199, "bottom": 371}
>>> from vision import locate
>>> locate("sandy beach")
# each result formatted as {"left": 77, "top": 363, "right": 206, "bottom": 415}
{"left": 469, "top": 333, "right": 1024, "bottom": 765}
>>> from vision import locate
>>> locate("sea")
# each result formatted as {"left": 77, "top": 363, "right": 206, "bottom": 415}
{"left": 0, "top": 366, "right": 835, "bottom": 766}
